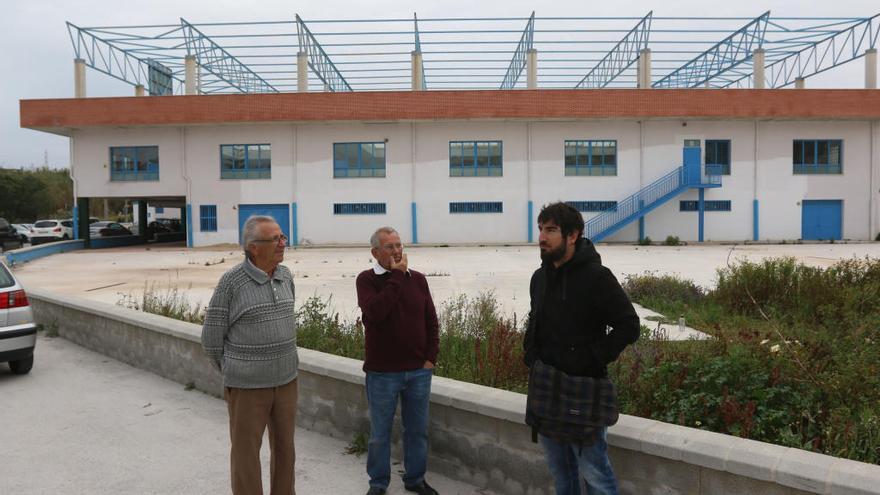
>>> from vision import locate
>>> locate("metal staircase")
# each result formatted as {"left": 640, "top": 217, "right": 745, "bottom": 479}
{"left": 585, "top": 164, "right": 722, "bottom": 242}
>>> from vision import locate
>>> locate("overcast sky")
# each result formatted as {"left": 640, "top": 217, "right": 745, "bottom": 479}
{"left": 1, "top": 0, "right": 876, "bottom": 170}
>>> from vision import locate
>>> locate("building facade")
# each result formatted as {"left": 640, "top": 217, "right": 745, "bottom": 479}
{"left": 21, "top": 90, "right": 880, "bottom": 246}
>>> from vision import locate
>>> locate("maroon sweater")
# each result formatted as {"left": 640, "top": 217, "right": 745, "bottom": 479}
{"left": 356, "top": 268, "right": 440, "bottom": 372}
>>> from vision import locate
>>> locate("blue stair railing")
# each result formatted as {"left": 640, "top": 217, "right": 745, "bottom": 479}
{"left": 585, "top": 164, "right": 723, "bottom": 242}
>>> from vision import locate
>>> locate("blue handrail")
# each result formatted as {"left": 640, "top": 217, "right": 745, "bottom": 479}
{"left": 585, "top": 166, "right": 685, "bottom": 241}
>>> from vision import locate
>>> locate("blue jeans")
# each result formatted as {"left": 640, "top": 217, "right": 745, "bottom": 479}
{"left": 540, "top": 429, "right": 618, "bottom": 495}
{"left": 365, "top": 368, "right": 433, "bottom": 490}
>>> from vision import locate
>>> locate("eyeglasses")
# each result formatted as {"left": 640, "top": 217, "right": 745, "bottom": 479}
{"left": 253, "top": 234, "right": 288, "bottom": 245}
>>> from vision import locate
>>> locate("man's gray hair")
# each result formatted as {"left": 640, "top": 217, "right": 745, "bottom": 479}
{"left": 241, "top": 215, "right": 278, "bottom": 253}
{"left": 370, "top": 226, "right": 398, "bottom": 249}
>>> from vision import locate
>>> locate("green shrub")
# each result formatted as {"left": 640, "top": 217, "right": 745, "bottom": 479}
{"left": 118, "top": 283, "right": 205, "bottom": 324}
{"left": 664, "top": 235, "right": 680, "bottom": 246}
{"left": 622, "top": 272, "right": 704, "bottom": 315}
{"left": 637, "top": 236, "right": 652, "bottom": 246}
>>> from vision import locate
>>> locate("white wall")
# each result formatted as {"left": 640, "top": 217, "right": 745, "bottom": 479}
{"left": 70, "top": 118, "right": 879, "bottom": 246}
{"left": 186, "top": 124, "right": 295, "bottom": 246}
{"left": 758, "top": 121, "right": 872, "bottom": 241}
{"left": 71, "top": 127, "right": 185, "bottom": 198}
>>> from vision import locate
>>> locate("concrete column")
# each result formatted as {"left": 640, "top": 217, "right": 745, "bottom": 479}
{"left": 526, "top": 49, "right": 538, "bottom": 89}
{"left": 753, "top": 49, "right": 766, "bottom": 89}
{"left": 184, "top": 55, "right": 198, "bottom": 95}
{"left": 638, "top": 49, "right": 652, "bottom": 88}
{"left": 74, "top": 58, "right": 86, "bottom": 98}
{"left": 134, "top": 84, "right": 146, "bottom": 96}
{"left": 866, "top": 48, "right": 877, "bottom": 89}
{"left": 411, "top": 50, "right": 424, "bottom": 91}
{"left": 297, "top": 52, "right": 308, "bottom": 92}
{"left": 76, "top": 197, "right": 90, "bottom": 247}
{"left": 795, "top": 77, "right": 806, "bottom": 89}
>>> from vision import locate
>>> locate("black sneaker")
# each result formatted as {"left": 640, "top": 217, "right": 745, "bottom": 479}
{"left": 366, "top": 488, "right": 386, "bottom": 495}
{"left": 404, "top": 480, "right": 438, "bottom": 495}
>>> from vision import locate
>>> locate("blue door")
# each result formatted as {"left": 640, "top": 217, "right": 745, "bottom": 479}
{"left": 801, "top": 200, "right": 842, "bottom": 240}
{"left": 683, "top": 142, "right": 702, "bottom": 186}
{"left": 238, "top": 204, "right": 291, "bottom": 243}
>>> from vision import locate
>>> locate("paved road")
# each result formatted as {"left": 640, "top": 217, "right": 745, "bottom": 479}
{"left": 0, "top": 335, "right": 492, "bottom": 494}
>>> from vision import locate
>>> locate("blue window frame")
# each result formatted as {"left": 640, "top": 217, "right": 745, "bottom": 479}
{"left": 449, "top": 141, "right": 503, "bottom": 177}
{"left": 449, "top": 202, "right": 503, "bottom": 214}
{"left": 567, "top": 201, "right": 618, "bottom": 213}
{"left": 200, "top": 205, "right": 217, "bottom": 231}
{"left": 680, "top": 200, "right": 732, "bottom": 212}
{"left": 333, "top": 142, "right": 386, "bottom": 178}
{"left": 793, "top": 140, "right": 842, "bottom": 174}
{"left": 333, "top": 203, "right": 386, "bottom": 215}
{"left": 705, "top": 140, "right": 731, "bottom": 175}
{"left": 110, "top": 146, "right": 159, "bottom": 181}
{"left": 220, "top": 144, "right": 271, "bottom": 179}
{"left": 564, "top": 140, "right": 617, "bottom": 176}
{"left": 155, "top": 207, "right": 164, "bottom": 214}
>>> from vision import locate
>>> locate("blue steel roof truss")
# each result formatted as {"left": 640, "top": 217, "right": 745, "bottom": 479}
{"left": 500, "top": 12, "right": 535, "bottom": 89}
{"left": 576, "top": 11, "right": 653, "bottom": 88}
{"left": 296, "top": 14, "right": 353, "bottom": 92}
{"left": 653, "top": 12, "right": 770, "bottom": 88}
{"left": 65, "top": 13, "right": 879, "bottom": 94}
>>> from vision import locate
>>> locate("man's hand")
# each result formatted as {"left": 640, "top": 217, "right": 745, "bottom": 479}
{"left": 390, "top": 252, "right": 408, "bottom": 273}
{"left": 422, "top": 360, "right": 434, "bottom": 369}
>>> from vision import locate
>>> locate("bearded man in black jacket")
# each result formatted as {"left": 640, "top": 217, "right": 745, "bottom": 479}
{"left": 523, "top": 202, "right": 640, "bottom": 495}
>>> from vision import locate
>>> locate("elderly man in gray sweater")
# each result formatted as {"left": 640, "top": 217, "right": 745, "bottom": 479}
{"left": 202, "top": 215, "right": 298, "bottom": 495}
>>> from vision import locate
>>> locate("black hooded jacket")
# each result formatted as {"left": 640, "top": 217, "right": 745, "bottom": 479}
{"left": 523, "top": 238, "right": 640, "bottom": 378}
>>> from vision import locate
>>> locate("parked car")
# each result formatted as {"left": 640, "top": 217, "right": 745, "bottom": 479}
{"left": 90, "top": 221, "right": 133, "bottom": 238}
{"left": 0, "top": 218, "right": 23, "bottom": 250}
{"left": 30, "top": 219, "right": 74, "bottom": 244}
{"left": 0, "top": 260, "right": 36, "bottom": 374}
{"left": 12, "top": 224, "right": 32, "bottom": 244}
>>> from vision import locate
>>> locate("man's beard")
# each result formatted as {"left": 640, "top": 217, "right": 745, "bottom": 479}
{"left": 539, "top": 242, "right": 567, "bottom": 263}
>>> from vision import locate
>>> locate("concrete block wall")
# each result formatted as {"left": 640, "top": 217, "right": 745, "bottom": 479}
{"left": 26, "top": 289, "right": 880, "bottom": 495}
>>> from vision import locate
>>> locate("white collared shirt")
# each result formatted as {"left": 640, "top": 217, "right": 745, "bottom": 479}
{"left": 373, "top": 261, "right": 409, "bottom": 276}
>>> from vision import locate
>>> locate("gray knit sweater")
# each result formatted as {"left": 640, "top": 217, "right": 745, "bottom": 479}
{"left": 201, "top": 259, "right": 298, "bottom": 389}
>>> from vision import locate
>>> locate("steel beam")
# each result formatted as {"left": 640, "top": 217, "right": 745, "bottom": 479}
{"left": 67, "top": 22, "right": 179, "bottom": 91}
{"left": 724, "top": 14, "right": 880, "bottom": 88}
{"left": 296, "top": 14, "right": 352, "bottom": 92}
{"left": 653, "top": 11, "right": 770, "bottom": 88}
{"left": 576, "top": 11, "right": 652, "bottom": 89}
{"left": 180, "top": 18, "right": 277, "bottom": 94}
{"left": 500, "top": 12, "right": 535, "bottom": 89}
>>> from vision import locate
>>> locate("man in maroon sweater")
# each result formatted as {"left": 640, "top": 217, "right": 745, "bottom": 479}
{"left": 356, "top": 226, "right": 440, "bottom": 495}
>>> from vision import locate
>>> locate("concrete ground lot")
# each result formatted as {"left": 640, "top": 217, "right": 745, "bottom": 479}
{"left": 11, "top": 242, "right": 880, "bottom": 322}
{"left": 0, "top": 335, "right": 494, "bottom": 495}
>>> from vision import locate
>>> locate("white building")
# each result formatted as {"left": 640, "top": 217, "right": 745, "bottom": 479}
{"left": 19, "top": 15, "right": 880, "bottom": 247}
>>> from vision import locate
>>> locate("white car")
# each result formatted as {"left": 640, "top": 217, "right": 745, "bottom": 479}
{"left": 30, "top": 219, "right": 74, "bottom": 244}
{"left": 12, "top": 224, "right": 32, "bottom": 244}
{"left": 0, "top": 260, "right": 36, "bottom": 374}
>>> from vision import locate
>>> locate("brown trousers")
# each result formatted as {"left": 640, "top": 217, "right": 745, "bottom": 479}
{"left": 224, "top": 378, "right": 298, "bottom": 495}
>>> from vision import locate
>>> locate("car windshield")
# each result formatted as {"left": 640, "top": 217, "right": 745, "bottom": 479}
{"left": 92, "top": 222, "right": 111, "bottom": 228}
{"left": 0, "top": 263, "right": 15, "bottom": 289}
{"left": 34, "top": 221, "right": 57, "bottom": 228}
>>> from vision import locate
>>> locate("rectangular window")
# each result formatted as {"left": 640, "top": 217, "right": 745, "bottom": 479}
{"left": 449, "top": 141, "right": 502, "bottom": 177}
{"left": 199, "top": 205, "right": 217, "bottom": 232}
{"left": 110, "top": 146, "right": 159, "bottom": 181}
{"left": 705, "top": 140, "right": 731, "bottom": 175}
{"left": 155, "top": 207, "right": 164, "bottom": 214}
{"left": 449, "top": 202, "right": 503, "bottom": 214}
{"left": 793, "top": 140, "right": 842, "bottom": 174}
{"left": 333, "top": 142, "right": 386, "bottom": 178}
{"left": 567, "top": 201, "right": 618, "bottom": 213}
{"left": 564, "top": 140, "right": 617, "bottom": 176}
{"left": 220, "top": 144, "right": 271, "bottom": 179}
{"left": 333, "top": 203, "right": 386, "bottom": 215}
{"left": 680, "top": 200, "right": 732, "bottom": 212}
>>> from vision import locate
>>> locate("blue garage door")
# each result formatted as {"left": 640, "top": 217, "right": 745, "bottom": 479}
{"left": 238, "top": 204, "right": 290, "bottom": 243}
{"left": 801, "top": 200, "right": 842, "bottom": 241}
